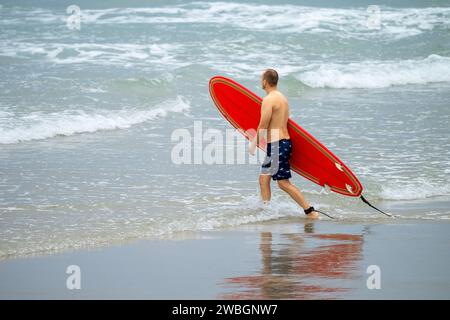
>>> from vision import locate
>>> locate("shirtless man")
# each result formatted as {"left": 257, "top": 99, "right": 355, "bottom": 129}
{"left": 249, "top": 69, "right": 320, "bottom": 219}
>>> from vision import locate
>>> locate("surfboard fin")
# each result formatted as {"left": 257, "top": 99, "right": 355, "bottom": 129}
{"left": 360, "top": 195, "right": 392, "bottom": 217}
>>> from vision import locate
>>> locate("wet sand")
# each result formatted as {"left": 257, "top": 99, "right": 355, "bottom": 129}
{"left": 0, "top": 219, "right": 449, "bottom": 299}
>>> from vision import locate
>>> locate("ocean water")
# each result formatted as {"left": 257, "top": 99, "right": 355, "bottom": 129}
{"left": 1, "top": 0, "right": 450, "bottom": 259}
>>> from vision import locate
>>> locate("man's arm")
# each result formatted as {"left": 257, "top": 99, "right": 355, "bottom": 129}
{"left": 249, "top": 97, "right": 272, "bottom": 155}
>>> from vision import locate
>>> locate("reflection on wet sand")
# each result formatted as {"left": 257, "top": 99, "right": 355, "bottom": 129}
{"left": 220, "top": 223, "right": 364, "bottom": 299}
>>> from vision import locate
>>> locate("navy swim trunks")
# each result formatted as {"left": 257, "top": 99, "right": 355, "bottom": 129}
{"left": 261, "top": 139, "right": 292, "bottom": 180}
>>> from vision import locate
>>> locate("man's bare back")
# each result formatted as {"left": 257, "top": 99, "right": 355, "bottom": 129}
{"left": 263, "top": 90, "right": 290, "bottom": 143}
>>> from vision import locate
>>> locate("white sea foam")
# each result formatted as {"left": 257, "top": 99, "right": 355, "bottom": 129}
{"left": 74, "top": 4, "right": 450, "bottom": 40}
{"left": 2, "top": 3, "right": 449, "bottom": 39}
{"left": 297, "top": 55, "right": 450, "bottom": 89}
{"left": 0, "top": 41, "right": 183, "bottom": 68}
{"left": 380, "top": 180, "right": 450, "bottom": 200}
{"left": 0, "top": 96, "right": 190, "bottom": 144}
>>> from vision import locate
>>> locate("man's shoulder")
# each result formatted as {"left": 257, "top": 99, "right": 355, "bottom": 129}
{"left": 275, "top": 90, "right": 287, "bottom": 99}
{"left": 263, "top": 91, "right": 285, "bottom": 102}
{"left": 262, "top": 95, "right": 274, "bottom": 109}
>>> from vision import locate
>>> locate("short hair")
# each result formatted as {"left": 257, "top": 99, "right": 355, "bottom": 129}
{"left": 262, "top": 69, "right": 278, "bottom": 87}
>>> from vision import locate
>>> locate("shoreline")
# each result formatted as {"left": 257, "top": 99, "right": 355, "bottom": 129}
{"left": 2, "top": 194, "right": 450, "bottom": 262}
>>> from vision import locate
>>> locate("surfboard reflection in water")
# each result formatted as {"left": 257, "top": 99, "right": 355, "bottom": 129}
{"left": 220, "top": 223, "right": 364, "bottom": 299}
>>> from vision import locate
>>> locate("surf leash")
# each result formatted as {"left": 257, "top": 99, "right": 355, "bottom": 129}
{"left": 315, "top": 209, "right": 335, "bottom": 220}
{"left": 305, "top": 206, "right": 335, "bottom": 219}
{"left": 360, "top": 195, "right": 392, "bottom": 217}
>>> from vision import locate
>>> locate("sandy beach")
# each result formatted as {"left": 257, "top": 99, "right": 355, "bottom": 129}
{"left": 1, "top": 218, "right": 449, "bottom": 300}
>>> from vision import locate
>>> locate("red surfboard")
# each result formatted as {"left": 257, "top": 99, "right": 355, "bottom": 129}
{"left": 209, "top": 76, "right": 363, "bottom": 198}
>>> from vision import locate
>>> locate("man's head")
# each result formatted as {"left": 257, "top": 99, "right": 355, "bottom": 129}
{"left": 261, "top": 69, "right": 278, "bottom": 90}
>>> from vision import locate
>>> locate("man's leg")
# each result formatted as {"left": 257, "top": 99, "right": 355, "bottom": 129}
{"left": 277, "top": 179, "right": 319, "bottom": 219}
{"left": 259, "top": 174, "right": 271, "bottom": 204}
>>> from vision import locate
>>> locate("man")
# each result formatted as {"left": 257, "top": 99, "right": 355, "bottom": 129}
{"left": 249, "top": 69, "right": 320, "bottom": 219}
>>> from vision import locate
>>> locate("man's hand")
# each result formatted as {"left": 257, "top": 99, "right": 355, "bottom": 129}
{"left": 249, "top": 137, "right": 257, "bottom": 156}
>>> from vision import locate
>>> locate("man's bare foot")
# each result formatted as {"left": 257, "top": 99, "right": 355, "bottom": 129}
{"left": 306, "top": 211, "right": 320, "bottom": 220}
